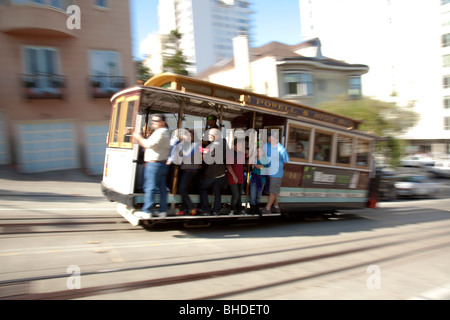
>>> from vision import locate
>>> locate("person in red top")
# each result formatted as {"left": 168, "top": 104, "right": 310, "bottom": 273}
{"left": 227, "top": 139, "right": 245, "bottom": 215}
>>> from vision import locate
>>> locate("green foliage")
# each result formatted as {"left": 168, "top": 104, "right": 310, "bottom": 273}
{"left": 135, "top": 59, "right": 153, "bottom": 84}
{"left": 162, "top": 29, "right": 190, "bottom": 76}
{"left": 320, "top": 95, "right": 419, "bottom": 167}
{"left": 319, "top": 95, "right": 419, "bottom": 137}
{"left": 163, "top": 50, "right": 189, "bottom": 76}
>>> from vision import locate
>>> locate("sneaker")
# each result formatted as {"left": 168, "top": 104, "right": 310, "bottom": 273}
{"left": 260, "top": 207, "right": 271, "bottom": 215}
{"left": 271, "top": 206, "right": 281, "bottom": 213}
{"left": 212, "top": 212, "right": 220, "bottom": 216}
{"left": 159, "top": 212, "right": 167, "bottom": 219}
{"left": 176, "top": 210, "right": 185, "bottom": 216}
{"left": 134, "top": 211, "right": 151, "bottom": 219}
{"left": 229, "top": 210, "right": 235, "bottom": 216}
{"left": 190, "top": 208, "right": 197, "bottom": 216}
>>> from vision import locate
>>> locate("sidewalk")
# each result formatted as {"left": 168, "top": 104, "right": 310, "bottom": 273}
{"left": 0, "top": 166, "right": 103, "bottom": 198}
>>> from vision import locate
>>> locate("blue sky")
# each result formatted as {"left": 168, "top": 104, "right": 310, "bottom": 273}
{"left": 130, "top": 0, "right": 301, "bottom": 59}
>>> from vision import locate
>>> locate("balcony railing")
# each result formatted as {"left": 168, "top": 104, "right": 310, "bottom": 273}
{"left": 1, "top": 0, "right": 75, "bottom": 12}
{"left": 0, "top": 0, "right": 77, "bottom": 37}
{"left": 21, "top": 74, "right": 65, "bottom": 99}
{"left": 89, "top": 76, "right": 127, "bottom": 98}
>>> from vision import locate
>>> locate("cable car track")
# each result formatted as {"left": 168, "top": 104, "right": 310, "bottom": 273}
{"left": 0, "top": 211, "right": 355, "bottom": 235}
{"left": 2, "top": 221, "right": 450, "bottom": 300}
{"left": 0, "top": 218, "right": 136, "bottom": 235}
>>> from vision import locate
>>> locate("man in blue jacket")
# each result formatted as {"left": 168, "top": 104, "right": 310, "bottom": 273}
{"left": 260, "top": 131, "right": 289, "bottom": 214}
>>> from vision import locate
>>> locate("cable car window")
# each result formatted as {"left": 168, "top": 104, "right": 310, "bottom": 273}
{"left": 214, "top": 88, "right": 241, "bottom": 102}
{"left": 122, "top": 100, "right": 135, "bottom": 144}
{"left": 108, "top": 97, "right": 137, "bottom": 149}
{"left": 313, "top": 131, "right": 332, "bottom": 163}
{"left": 287, "top": 124, "right": 310, "bottom": 161}
{"left": 356, "top": 139, "right": 370, "bottom": 167}
{"left": 119, "top": 98, "right": 137, "bottom": 148}
{"left": 161, "top": 82, "right": 176, "bottom": 89}
{"left": 108, "top": 100, "right": 122, "bottom": 148}
{"left": 336, "top": 135, "right": 353, "bottom": 166}
{"left": 114, "top": 102, "right": 122, "bottom": 143}
{"left": 180, "top": 81, "right": 212, "bottom": 96}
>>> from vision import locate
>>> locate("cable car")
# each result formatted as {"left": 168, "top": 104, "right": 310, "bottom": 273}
{"left": 101, "top": 73, "right": 378, "bottom": 227}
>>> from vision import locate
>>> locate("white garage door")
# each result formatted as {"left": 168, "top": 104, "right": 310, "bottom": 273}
{"left": 15, "top": 120, "right": 79, "bottom": 173}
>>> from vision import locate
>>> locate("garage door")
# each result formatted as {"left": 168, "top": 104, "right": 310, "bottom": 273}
{"left": 15, "top": 120, "right": 79, "bottom": 173}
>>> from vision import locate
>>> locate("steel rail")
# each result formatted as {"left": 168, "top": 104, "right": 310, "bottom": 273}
{"left": 3, "top": 228, "right": 450, "bottom": 300}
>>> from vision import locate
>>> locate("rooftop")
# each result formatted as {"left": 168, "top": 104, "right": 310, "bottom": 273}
{"left": 197, "top": 38, "right": 369, "bottom": 79}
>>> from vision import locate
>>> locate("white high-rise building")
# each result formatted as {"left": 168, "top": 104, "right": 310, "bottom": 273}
{"left": 300, "top": 0, "right": 449, "bottom": 155}
{"left": 145, "top": 0, "right": 253, "bottom": 75}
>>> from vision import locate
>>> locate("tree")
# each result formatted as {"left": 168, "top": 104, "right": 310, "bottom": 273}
{"left": 135, "top": 59, "right": 153, "bottom": 84}
{"left": 162, "top": 30, "right": 190, "bottom": 76}
{"left": 319, "top": 95, "right": 419, "bottom": 167}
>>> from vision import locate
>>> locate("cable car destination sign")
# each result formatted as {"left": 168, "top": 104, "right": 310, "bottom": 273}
{"left": 242, "top": 95, "right": 358, "bottom": 129}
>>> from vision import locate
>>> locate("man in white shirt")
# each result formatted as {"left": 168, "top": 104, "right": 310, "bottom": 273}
{"left": 133, "top": 114, "right": 171, "bottom": 219}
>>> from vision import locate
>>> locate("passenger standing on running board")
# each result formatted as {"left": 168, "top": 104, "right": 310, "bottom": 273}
{"left": 199, "top": 128, "right": 226, "bottom": 216}
{"left": 260, "top": 131, "right": 289, "bottom": 215}
{"left": 226, "top": 138, "right": 245, "bottom": 215}
{"left": 133, "top": 114, "right": 171, "bottom": 219}
{"left": 171, "top": 129, "right": 202, "bottom": 216}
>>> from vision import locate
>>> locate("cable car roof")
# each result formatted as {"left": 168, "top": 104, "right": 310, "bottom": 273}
{"left": 112, "top": 77, "right": 376, "bottom": 139}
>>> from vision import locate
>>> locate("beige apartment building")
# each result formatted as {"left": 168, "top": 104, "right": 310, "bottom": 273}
{"left": 0, "top": 0, "right": 134, "bottom": 173}
{"left": 198, "top": 37, "right": 369, "bottom": 108}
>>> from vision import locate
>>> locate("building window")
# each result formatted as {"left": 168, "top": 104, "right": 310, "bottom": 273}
{"left": 283, "top": 72, "right": 313, "bottom": 97}
{"left": 10, "top": 0, "right": 68, "bottom": 11}
{"left": 348, "top": 76, "right": 362, "bottom": 98}
{"left": 21, "top": 46, "right": 64, "bottom": 99}
{"left": 444, "top": 96, "right": 450, "bottom": 109}
{"left": 89, "top": 50, "right": 126, "bottom": 98}
{"left": 445, "top": 117, "right": 450, "bottom": 130}
{"left": 94, "top": 0, "right": 108, "bottom": 8}
{"left": 443, "top": 75, "right": 450, "bottom": 88}
{"left": 442, "top": 34, "right": 450, "bottom": 47}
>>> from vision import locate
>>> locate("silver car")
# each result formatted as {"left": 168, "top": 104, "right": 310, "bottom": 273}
{"left": 431, "top": 161, "right": 450, "bottom": 178}
{"left": 394, "top": 175, "right": 441, "bottom": 198}
{"left": 400, "top": 155, "right": 435, "bottom": 167}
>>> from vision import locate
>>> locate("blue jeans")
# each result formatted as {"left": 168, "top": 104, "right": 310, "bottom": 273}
{"left": 142, "top": 162, "right": 168, "bottom": 213}
{"left": 249, "top": 180, "right": 266, "bottom": 206}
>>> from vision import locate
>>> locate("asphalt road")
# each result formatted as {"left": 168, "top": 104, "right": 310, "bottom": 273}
{"left": 0, "top": 167, "right": 450, "bottom": 302}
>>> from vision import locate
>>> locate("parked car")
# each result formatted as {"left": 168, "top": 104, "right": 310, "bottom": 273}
{"left": 400, "top": 155, "right": 435, "bottom": 167}
{"left": 394, "top": 175, "right": 441, "bottom": 198}
{"left": 431, "top": 160, "right": 450, "bottom": 178}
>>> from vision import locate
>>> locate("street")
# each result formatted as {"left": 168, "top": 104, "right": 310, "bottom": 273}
{"left": 0, "top": 168, "right": 450, "bottom": 301}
